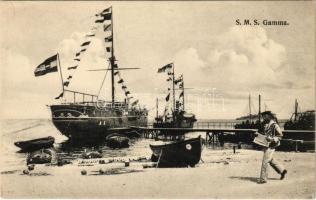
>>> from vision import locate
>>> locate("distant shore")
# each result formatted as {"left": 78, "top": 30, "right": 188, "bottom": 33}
{"left": 1, "top": 149, "right": 314, "bottom": 199}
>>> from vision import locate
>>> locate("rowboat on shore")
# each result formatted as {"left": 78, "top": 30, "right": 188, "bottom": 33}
{"left": 14, "top": 136, "right": 55, "bottom": 152}
{"left": 149, "top": 136, "right": 202, "bottom": 167}
{"left": 106, "top": 133, "right": 130, "bottom": 149}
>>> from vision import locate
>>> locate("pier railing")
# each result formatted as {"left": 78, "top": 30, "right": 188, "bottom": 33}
{"left": 194, "top": 121, "right": 238, "bottom": 129}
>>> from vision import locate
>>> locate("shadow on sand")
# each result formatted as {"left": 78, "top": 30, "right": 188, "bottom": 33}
{"left": 229, "top": 176, "right": 259, "bottom": 183}
{"left": 230, "top": 176, "right": 280, "bottom": 183}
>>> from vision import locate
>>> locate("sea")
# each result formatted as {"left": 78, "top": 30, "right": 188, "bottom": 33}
{"left": 0, "top": 118, "right": 247, "bottom": 171}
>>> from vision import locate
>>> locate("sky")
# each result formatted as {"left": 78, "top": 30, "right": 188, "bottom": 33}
{"left": 0, "top": 1, "right": 315, "bottom": 120}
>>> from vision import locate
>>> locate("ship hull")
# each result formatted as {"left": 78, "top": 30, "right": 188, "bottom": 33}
{"left": 50, "top": 104, "right": 147, "bottom": 140}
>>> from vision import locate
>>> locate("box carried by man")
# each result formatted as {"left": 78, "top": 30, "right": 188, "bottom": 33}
{"left": 253, "top": 132, "right": 270, "bottom": 147}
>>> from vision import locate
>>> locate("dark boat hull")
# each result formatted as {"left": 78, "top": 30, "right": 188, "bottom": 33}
{"left": 149, "top": 136, "right": 202, "bottom": 167}
{"left": 14, "top": 136, "right": 55, "bottom": 152}
{"left": 106, "top": 133, "right": 130, "bottom": 149}
{"left": 50, "top": 104, "right": 147, "bottom": 140}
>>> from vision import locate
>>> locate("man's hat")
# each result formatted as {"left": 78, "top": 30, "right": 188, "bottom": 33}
{"left": 261, "top": 111, "right": 275, "bottom": 117}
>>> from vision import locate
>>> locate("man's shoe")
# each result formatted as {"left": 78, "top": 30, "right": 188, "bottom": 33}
{"left": 257, "top": 180, "right": 267, "bottom": 184}
{"left": 280, "top": 170, "right": 287, "bottom": 180}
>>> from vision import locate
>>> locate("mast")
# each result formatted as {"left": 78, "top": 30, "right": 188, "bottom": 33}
{"left": 294, "top": 99, "right": 298, "bottom": 121}
{"left": 182, "top": 74, "right": 185, "bottom": 110}
{"left": 57, "top": 53, "right": 64, "bottom": 94}
{"left": 248, "top": 94, "right": 252, "bottom": 123}
{"left": 258, "top": 94, "right": 261, "bottom": 122}
{"left": 172, "top": 63, "right": 176, "bottom": 112}
{"left": 156, "top": 97, "right": 159, "bottom": 119}
{"left": 110, "top": 6, "right": 115, "bottom": 105}
{"left": 172, "top": 63, "right": 176, "bottom": 124}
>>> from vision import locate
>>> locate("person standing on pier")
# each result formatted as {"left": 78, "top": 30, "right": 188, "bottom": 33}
{"left": 258, "top": 111, "right": 287, "bottom": 184}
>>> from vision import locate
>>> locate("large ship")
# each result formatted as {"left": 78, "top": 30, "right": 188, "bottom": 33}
{"left": 284, "top": 99, "right": 315, "bottom": 131}
{"left": 39, "top": 7, "right": 148, "bottom": 140}
{"left": 153, "top": 63, "right": 196, "bottom": 129}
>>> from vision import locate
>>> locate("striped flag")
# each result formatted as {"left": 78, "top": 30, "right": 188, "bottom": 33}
{"left": 34, "top": 54, "right": 58, "bottom": 77}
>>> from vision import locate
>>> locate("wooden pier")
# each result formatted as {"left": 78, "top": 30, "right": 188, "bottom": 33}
{"left": 131, "top": 126, "right": 315, "bottom": 151}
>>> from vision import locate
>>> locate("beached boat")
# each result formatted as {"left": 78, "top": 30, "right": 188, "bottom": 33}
{"left": 14, "top": 136, "right": 55, "bottom": 152}
{"left": 106, "top": 133, "right": 130, "bottom": 149}
{"left": 149, "top": 136, "right": 202, "bottom": 167}
{"left": 34, "top": 7, "right": 148, "bottom": 141}
{"left": 27, "top": 149, "right": 54, "bottom": 164}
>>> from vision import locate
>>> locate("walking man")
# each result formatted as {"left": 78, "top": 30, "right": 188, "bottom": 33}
{"left": 258, "top": 111, "right": 287, "bottom": 184}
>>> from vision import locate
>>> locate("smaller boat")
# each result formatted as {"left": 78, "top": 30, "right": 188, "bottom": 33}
{"left": 14, "top": 136, "right": 55, "bottom": 152}
{"left": 106, "top": 133, "right": 130, "bottom": 149}
{"left": 149, "top": 136, "right": 202, "bottom": 167}
{"left": 27, "top": 149, "right": 53, "bottom": 164}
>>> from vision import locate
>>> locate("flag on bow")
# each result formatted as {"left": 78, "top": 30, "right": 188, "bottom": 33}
{"left": 34, "top": 54, "right": 58, "bottom": 77}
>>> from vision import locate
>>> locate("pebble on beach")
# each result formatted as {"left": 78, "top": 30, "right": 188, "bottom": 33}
{"left": 28, "top": 164, "right": 35, "bottom": 171}
{"left": 81, "top": 170, "right": 87, "bottom": 175}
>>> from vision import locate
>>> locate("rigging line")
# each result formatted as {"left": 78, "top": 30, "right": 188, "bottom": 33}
{"left": 97, "top": 62, "right": 111, "bottom": 98}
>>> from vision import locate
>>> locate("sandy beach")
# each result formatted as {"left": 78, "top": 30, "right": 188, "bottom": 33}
{"left": 1, "top": 149, "right": 314, "bottom": 199}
